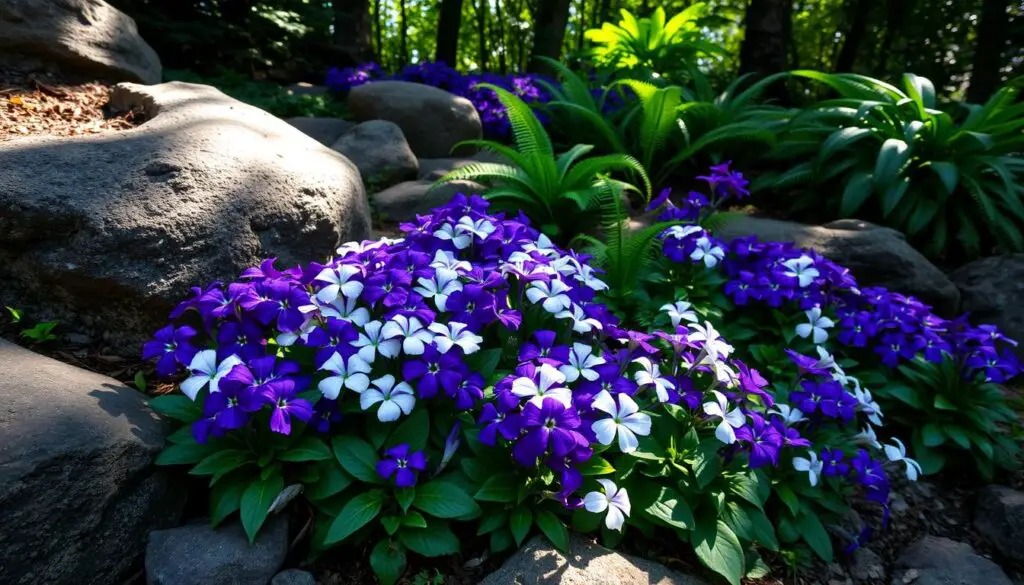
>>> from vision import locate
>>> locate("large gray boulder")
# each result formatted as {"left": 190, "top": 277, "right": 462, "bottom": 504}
{"left": 950, "top": 254, "right": 1024, "bottom": 351}
{"left": 0, "top": 339, "right": 183, "bottom": 585}
{"left": 892, "top": 536, "right": 1013, "bottom": 585}
{"left": 479, "top": 535, "right": 709, "bottom": 585}
{"left": 974, "top": 485, "right": 1024, "bottom": 562}
{"left": 332, "top": 120, "right": 418, "bottom": 191}
{"left": 0, "top": 81, "right": 370, "bottom": 351}
{"left": 372, "top": 179, "right": 485, "bottom": 222}
{"left": 0, "top": 0, "right": 161, "bottom": 83}
{"left": 348, "top": 81, "right": 482, "bottom": 158}
{"left": 285, "top": 117, "right": 354, "bottom": 146}
{"left": 714, "top": 216, "right": 961, "bottom": 316}
{"left": 146, "top": 515, "right": 289, "bottom": 585}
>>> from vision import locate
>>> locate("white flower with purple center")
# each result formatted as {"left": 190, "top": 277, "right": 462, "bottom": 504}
{"left": 526, "top": 279, "right": 573, "bottom": 314}
{"left": 702, "top": 390, "right": 745, "bottom": 444}
{"left": 665, "top": 225, "right": 703, "bottom": 240}
{"left": 317, "top": 352, "right": 372, "bottom": 399}
{"left": 319, "top": 295, "right": 371, "bottom": 327}
{"left": 633, "top": 356, "right": 675, "bottom": 402}
{"left": 793, "top": 450, "right": 824, "bottom": 486}
{"left": 354, "top": 320, "right": 402, "bottom": 363}
{"left": 795, "top": 307, "right": 834, "bottom": 345}
{"left": 591, "top": 391, "right": 651, "bottom": 453}
{"left": 180, "top": 350, "right": 243, "bottom": 400}
{"left": 555, "top": 303, "right": 603, "bottom": 333}
{"left": 521, "top": 233, "right": 561, "bottom": 258}
{"left": 429, "top": 249, "right": 471, "bottom": 274}
{"left": 414, "top": 268, "right": 463, "bottom": 312}
{"left": 690, "top": 236, "right": 725, "bottom": 268}
{"left": 455, "top": 215, "right": 496, "bottom": 241}
{"left": 428, "top": 322, "right": 483, "bottom": 354}
{"left": 433, "top": 222, "right": 472, "bottom": 249}
{"left": 314, "top": 264, "right": 363, "bottom": 304}
{"left": 355, "top": 374, "right": 416, "bottom": 422}
{"left": 382, "top": 314, "right": 435, "bottom": 356}
{"left": 511, "top": 363, "right": 572, "bottom": 407}
{"left": 660, "top": 300, "right": 698, "bottom": 327}
{"left": 559, "top": 343, "right": 605, "bottom": 383}
{"left": 584, "top": 479, "right": 631, "bottom": 531}
{"left": 884, "top": 438, "right": 922, "bottom": 481}
{"left": 687, "top": 321, "right": 733, "bottom": 360}
{"left": 781, "top": 255, "right": 820, "bottom": 288}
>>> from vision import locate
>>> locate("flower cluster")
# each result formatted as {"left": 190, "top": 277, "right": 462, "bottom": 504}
{"left": 324, "top": 61, "right": 551, "bottom": 139}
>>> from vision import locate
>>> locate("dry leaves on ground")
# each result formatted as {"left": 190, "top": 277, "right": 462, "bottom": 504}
{"left": 1, "top": 73, "right": 141, "bottom": 140}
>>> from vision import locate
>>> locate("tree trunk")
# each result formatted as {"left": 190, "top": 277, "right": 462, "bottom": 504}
{"left": 575, "top": 0, "right": 586, "bottom": 53}
{"left": 333, "top": 0, "right": 375, "bottom": 65}
{"left": 477, "top": 0, "right": 489, "bottom": 70}
{"left": 528, "top": 0, "right": 572, "bottom": 73}
{"left": 399, "top": 0, "right": 408, "bottom": 67}
{"left": 374, "top": 0, "right": 384, "bottom": 66}
{"left": 495, "top": 0, "right": 508, "bottom": 73}
{"left": 435, "top": 0, "right": 465, "bottom": 65}
{"left": 875, "top": 0, "right": 913, "bottom": 75}
{"left": 967, "top": 0, "right": 1010, "bottom": 103}
{"left": 835, "top": 0, "right": 873, "bottom": 72}
{"left": 738, "top": 0, "right": 792, "bottom": 103}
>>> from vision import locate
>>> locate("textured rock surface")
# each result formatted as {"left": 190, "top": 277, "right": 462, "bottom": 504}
{"left": 715, "top": 216, "right": 960, "bottom": 316}
{"left": 348, "top": 81, "right": 482, "bottom": 158}
{"left": 372, "top": 179, "right": 485, "bottom": 222}
{"left": 332, "top": 120, "right": 418, "bottom": 190}
{"left": 285, "top": 117, "right": 354, "bottom": 146}
{"left": 0, "top": 339, "right": 182, "bottom": 585}
{"left": 479, "top": 535, "right": 709, "bottom": 585}
{"left": 0, "top": 81, "right": 370, "bottom": 351}
{"left": 0, "top": 0, "right": 161, "bottom": 83}
{"left": 417, "top": 157, "right": 482, "bottom": 181}
{"left": 950, "top": 254, "right": 1024, "bottom": 353}
{"left": 271, "top": 568, "right": 316, "bottom": 585}
{"left": 892, "top": 536, "right": 1013, "bottom": 585}
{"left": 974, "top": 485, "right": 1024, "bottom": 562}
{"left": 146, "top": 515, "right": 289, "bottom": 585}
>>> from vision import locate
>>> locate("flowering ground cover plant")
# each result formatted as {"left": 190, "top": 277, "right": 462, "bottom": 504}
{"left": 325, "top": 61, "right": 550, "bottom": 140}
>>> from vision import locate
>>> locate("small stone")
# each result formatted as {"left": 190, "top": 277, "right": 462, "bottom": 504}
{"left": 974, "top": 485, "right": 1024, "bottom": 562}
{"left": 285, "top": 117, "right": 354, "bottom": 146}
{"left": 849, "top": 548, "right": 886, "bottom": 583}
{"left": 66, "top": 333, "right": 93, "bottom": 345}
{"left": 371, "top": 179, "right": 485, "bottom": 222}
{"left": 272, "top": 569, "right": 316, "bottom": 585}
{"left": 951, "top": 255, "right": 1024, "bottom": 359}
{"left": 900, "top": 568, "right": 920, "bottom": 584}
{"left": 894, "top": 536, "right": 1013, "bottom": 585}
{"left": 332, "top": 120, "right": 418, "bottom": 190}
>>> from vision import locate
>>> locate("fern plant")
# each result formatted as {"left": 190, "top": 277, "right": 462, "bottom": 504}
{"left": 433, "top": 83, "right": 651, "bottom": 240}
{"left": 757, "top": 71, "right": 1024, "bottom": 261}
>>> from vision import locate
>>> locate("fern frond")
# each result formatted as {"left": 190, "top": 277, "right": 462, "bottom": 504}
{"left": 563, "top": 154, "right": 652, "bottom": 201}
{"left": 433, "top": 162, "right": 536, "bottom": 194}
{"left": 474, "top": 83, "right": 553, "bottom": 159}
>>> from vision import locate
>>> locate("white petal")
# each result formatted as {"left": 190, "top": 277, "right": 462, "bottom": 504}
{"left": 592, "top": 418, "right": 618, "bottom": 446}
{"left": 377, "top": 400, "right": 403, "bottom": 422}
{"left": 381, "top": 321, "right": 404, "bottom": 340}
{"left": 621, "top": 412, "right": 651, "bottom": 437}
{"left": 180, "top": 376, "right": 207, "bottom": 400}
{"left": 724, "top": 408, "right": 746, "bottom": 428}
{"left": 583, "top": 492, "right": 609, "bottom": 514}
{"left": 792, "top": 457, "right": 811, "bottom": 472}
{"left": 189, "top": 349, "right": 218, "bottom": 376}
{"left": 316, "top": 284, "right": 340, "bottom": 304}
{"left": 795, "top": 323, "right": 813, "bottom": 339}
{"left": 318, "top": 376, "right": 343, "bottom": 400}
{"left": 590, "top": 390, "right": 617, "bottom": 417}
{"left": 379, "top": 339, "right": 402, "bottom": 358}
{"left": 560, "top": 366, "right": 580, "bottom": 383}
{"left": 340, "top": 281, "right": 364, "bottom": 299}
{"left": 349, "top": 355, "right": 372, "bottom": 375}
{"left": 320, "top": 351, "right": 346, "bottom": 374}
{"left": 360, "top": 389, "right": 385, "bottom": 410}
{"left": 617, "top": 426, "right": 640, "bottom": 453}
{"left": 703, "top": 401, "right": 724, "bottom": 418}
{"left": 812, "top": 327, "right": 829, "bottom": 345}
{"left": 714, "top": 421, "right": 737, "bottom": 444}
{"left": 345, "top": 373, "right": 370, "bottom": 393}
{"left": 404, "top": 337, "right": 425, "bottom": 356}
{"left": 391, "top": 393, "right": 416, "bottom": 415}
{"left": 604, "top": 504, "right": 625, "bottom": 531}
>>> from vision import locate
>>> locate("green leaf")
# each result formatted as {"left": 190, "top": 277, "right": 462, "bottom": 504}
{"left": 728, "top": 473, "right": 764, "bottom": 511}
{"left": 535, "top": 509, "right": 570, "bottom": 552}
{"left": 912, "top": 433, "right": 947, "bottom": 475}
{"left": 370, "top": 540, "right": 406, "bottom": 585}
{"left": 305, "top": 460, "right": 353, "bottom": 501}
{"left": 190, "top": 449, "right": 253, "bottom": 476}
{"left": 934, "top": 395, "right": 957, "bottom": 410}
{"left": 693, "top": 440, "right": 721, "bottom": 489}
{"left": 642, "top": 486, "right": 694, "bottom": 530}
{"left": 155, "top": 442, "right": 214, "bottom": 466}
{"left": 774, "top": 485, "right": 800, "bottom": 517}
{"left": 578, "top": 456, "right": 615, "bottom": 476}
{"left": 476, "top": 509, "right": 508, "bottom": 535}
{"left": 278, "top": 436, "right": 333, "bottom": 462}
{"left": 384, "top": 408, "right": 430, "bottom": 453}
{"left": 381, "top": 515, "right": 401, "bottom": 535}
{"left": 134, "top": 371, "right": 147, "bottom": 392}
{"left": 490, "top": 527, "right": 515, "bottom": 552}
{"left": 839, "top": 172, "right": 874, "bottom": 216}
{"left": 332, "top": 436, "right": 381, "bottom": 483}
{"left": 921, "top": 423, "right": 946, "bottom": 447}
{"left": 466, "top": 348, "right": 503, "bottom": 381}
{"left": 882, "top": 383, "right": 924, "bottom": 409}
{"left": 5, "top": 306, "right": 22, "bottom": 322}
{"left": 240, "top": 474, "right": 284, "bottom": 543}
{"left": 402, "top": 510, "right": 428, "bottom": 528}
{"left": 510, "top": 506, "right": 533, "bottom": 546}
{"left": 210, "top": 470, "right": 251, "bottom": 526}
{"left": 325, "top": 489, "right": 385, "bottom": 544}
{"left": 943, "top": 424, "right": 972, "bottom": 450}
{"left": 474, "top": 473, "right": 518, "bottom": 502}
{"left": 797, "top": 510, "right": 833, "bottom": 562}
{"left": 414, "top": 481, "right": 481, "bottom": 519}
{"left": 692, "top": 514, "right": 745, "bottom": 585}
{"left": 929, "top": 161, "right": 960, "bottom": 196}
{"left": 395, "top": 487, "right": 415, "bottom": 513}
{"left": 399, "top": 522, "right": 461, "bottom": 557}
{"left": 149, "top": 395, "right": 201, "bottom": 423}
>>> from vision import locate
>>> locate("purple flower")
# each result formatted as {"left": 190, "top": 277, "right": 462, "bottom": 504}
{"left": 143, "top": 325, "right": 198, "bottom": 377}
{"left": 238, "top": 281, "right": 309, "bottom": 331}
{"left": 261, "top": 380, "right": 313, "bottom": 435}
{"left": 520, "top": 330, "right": 570, "bottom": 365}
{"left": 376, "top": 444, "right": 427, "bottom": 488}
{"left": 402, "top": 346, "right": 465, "bottom": 399}
{"left": 821, "top": 448, "right": 850, "bottom": 477}
{"left": 217, "top": 318, "right": 267, "bottom": 361}
{"left": 478, "top": 400, "right": 522, "bottom": 445}
{"left": 734, "top": 413, "right": 782, "bottom": 468}
{"left": 513, "top": 398, "right": 585, "bottom": 466}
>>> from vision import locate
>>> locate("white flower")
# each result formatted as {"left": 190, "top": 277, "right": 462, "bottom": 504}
{"left": 429, "top": 249, "right": 472, "bottom": 274}
{"left": 275, "top": 318, "right": 317, "bottom": 347}
{"left": 687, "top": 321, "right": 733, "bottom": 360}
{"left": 455, "top": 215, "right": 496, "bottom": 240}
{"left": 559, "top": 343, "right": 605, "bottom": 383}
{"left": 852, "top": 386, "right": 884, "bottom": 426}
{"left": 433, "top": 222, "right": 472, "bottom": 249}
{"left": 852, "top": 426, "right": 882, "bottom": 449}
{"left": 317, "top": 352, "right": 372, "bottom": 399}
{"left": 813, "top": 345, "right": 841, "bottom": 373}
{"left": 314, "top": 264, "right": 364, "bottom": 304}
{"left": 381, "top": 315, "right": 434, "bottom": 356}
{"left": 526, "top": 279, "right": 573, "bottom": 314}
{"left": 521, "top": 233, "right": 561, "bottom": 258}
{"left": 781, "top": 255, "right": 820, "bottom": 288}
{"left": 428, "top": 322, "right": 484, "bottom": 354}
{"left": 664, "top": 225, "right": 703, "bottom": 240}
{"left": 555, "top": 304, "right": 603, "bottom": 333}
{"left": 353, "top": 320, "right": 402, "bottom": 363}
{"left": 584, "top": 479, "right": 631, "bottom": 531}
{"left": 320, "top": 295, "right": 371, "bottom": 327}
{"left": 660, "top": 300, "right": 699, "bottom": 327}
{"left": 354, "top": 375, "right": 416, "bottom": 422}
{"left": 591, "top": 391, "right": 651, "bottom": 453}
{"left": 690, "top": 236, "right": 725, "bottom": 268}
{"left": 770, "top": 403, "right": 807, "bottom": 425}
{"left": 883, "top": 438, "right": 922, "bottom": 481}
{"left": 633, "top": 357, "right": 675, "bottom": 402}
{"left": 180, "top": 351, "right": 243, "bottom": 400}
{"left": 414, "top": 269, "right": 463, "bottom": 312}
{"left": 792, "top": 451, "right": 824, "bottom": 487}
{"left": 795, "top": 307, "right": 834, "bottom": 345}
{"left": 511, "top": 363, "right": 572, "bottom": 407}
{"left": 702, "top": 390, "right": 746, "bottom": 444}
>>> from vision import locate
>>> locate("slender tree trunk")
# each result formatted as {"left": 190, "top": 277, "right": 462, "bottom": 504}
{"left": 476, "top": 0, "right": 489, "bottom": 69}
{"left": 374, "top": 0, "right": 384, "bottom": 66}
{"left": 875, "top": 0, "right": 913, "bottom": 75}
{"left": 575, "top": 0, "right": 586, "bottom": 53}
{"left": 333, "top": 0, "right": 375, "bottom": 65}
{"left": 835, "top": 0, "right": 873, "bottom": 72}
{"left": 528, "top": 0, "right": 572, "bottom": 73}
{"left": 967, "top": 0, "right": 1010, "bottom": 103}
{"left": 738, "top": 0, "right": 792, "bottom": 102}
{"left": 399, "top": 0, "right": 408, "bottom": 66}
{"left": 495, "top": 0, "right": 508, "bottom": 73}
{"left": 435, "top": 0, "right": 465, "bottom": 65}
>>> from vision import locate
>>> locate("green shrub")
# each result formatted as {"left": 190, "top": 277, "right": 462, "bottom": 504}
{"left": 164, "top": 69, "right": 350, "bottom": 118}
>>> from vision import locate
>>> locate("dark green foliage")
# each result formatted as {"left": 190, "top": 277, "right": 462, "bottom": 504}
{"left": 164, "top": 70, "right": 350, "bottom": 118}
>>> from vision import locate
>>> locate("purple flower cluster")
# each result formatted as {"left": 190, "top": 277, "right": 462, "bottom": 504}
{"left": 324, "top": 61, "right": 551, "bottom": 139}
